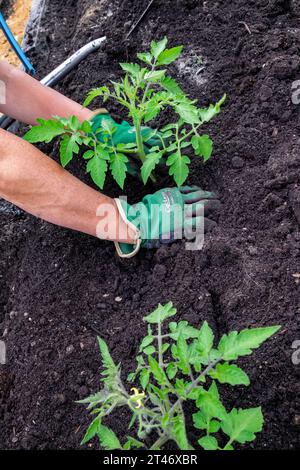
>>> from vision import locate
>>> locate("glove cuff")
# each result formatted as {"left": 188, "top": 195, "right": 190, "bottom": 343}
{"left": 114, "top": 198, "right": 142, "bottom": 258}
{"left": 89, "top": 108, "right": 109, "bottom": 119}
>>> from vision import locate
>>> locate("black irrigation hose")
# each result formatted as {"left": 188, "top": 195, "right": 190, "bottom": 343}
{"left": 0, "top": 37, "right": 106, "bottom": 130}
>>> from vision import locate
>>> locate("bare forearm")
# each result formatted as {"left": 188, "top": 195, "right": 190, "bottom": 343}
{"left": 0, "top": 129, "right": 136, "bottom": 243}
{"left": 0, "top": 60, "right": 93, "bottom": 125}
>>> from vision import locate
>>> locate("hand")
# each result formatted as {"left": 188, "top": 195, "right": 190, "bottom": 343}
{"left": 91, "top": 113, "right": 162, "bottom": 151}
{"left": 114, "top": 186, "right": 220, "bottom": 257}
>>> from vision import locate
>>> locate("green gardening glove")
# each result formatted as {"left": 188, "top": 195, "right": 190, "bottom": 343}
{"left": 91, "top": 113, "right": 162, "bottom": 152}
{"left": 114, "top": 186, "right": 220, "bottom": 258}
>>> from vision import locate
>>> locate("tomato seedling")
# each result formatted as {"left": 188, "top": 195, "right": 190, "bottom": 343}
{"left": 24, "top": 38, "right": 225, "bottom": 189}
{"left": 78, "top": 302, "right": 280, "bottom": 450}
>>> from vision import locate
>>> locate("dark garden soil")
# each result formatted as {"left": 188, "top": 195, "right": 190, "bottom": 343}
{"left": 0, "top": 0, "right": 300, "bottom": 450}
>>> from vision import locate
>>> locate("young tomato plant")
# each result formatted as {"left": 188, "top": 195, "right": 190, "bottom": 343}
{"left": 24, "top": 38, "right": 225, "bottom": 189}
{"left": 78, "top": 303, "right": 280, "bottom": 450}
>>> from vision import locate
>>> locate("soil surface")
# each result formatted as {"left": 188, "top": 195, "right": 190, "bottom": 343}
{"left": 0, "top": 0, "right": 300, "bottom": 450}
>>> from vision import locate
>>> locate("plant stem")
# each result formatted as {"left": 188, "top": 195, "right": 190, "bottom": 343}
{"left": 170, "top": 359, "right": 220, "bottom": 415}
{"left": 157, "top": 320, "right": 164, "bottom": 369}
{"left": 134, "top": 118, "right": 146, "bottom": 163}
{"left": 150, "top": 433, "right": 169, "bottom": 450}
{"left": 134, "top": 117, "right": 157, "bottom": 182}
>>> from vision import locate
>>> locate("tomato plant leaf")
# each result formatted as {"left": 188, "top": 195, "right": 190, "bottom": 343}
{"left": 157, "top": 46, "right": 183, "bottom": 66}
{"left": 198, "top": 435, "right": 219, "bottom": 451}
{"left": 191, "top": 134, "right": 213, "bottom": 161}
{"left": 81, "top": 415, "right": 101, "bottom": 445}
{"left": 141, "top": 152, "right": 162, "bottom": 184}
{"left": 143, "top": 302, "right": 177, "bottom": 324}
{"left": 110, "top": 153, "right": 128, "bottom": 189}
{"left": 209, "top": 363, "right": 250, "bottom": 386}
{"left": 97, "top": 424, "right": 122, "bottom": 450}
{"left": 218, "top": 326, "right": 281, "bottom": 361}
{"left": 24, "top": 118, "right": 65, "bottom": 143}
{"left": 167, "top": 152, "right": 190, "bottom": 187}
{"left": 221, "top": 407, "right": 264, "bottom": 445}
{"left": 151, "top": 37, "right": 168, "bottom": 59}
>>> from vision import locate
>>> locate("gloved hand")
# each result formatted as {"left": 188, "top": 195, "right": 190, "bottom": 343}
{"left": 91, "top": 112, "right": 162, "bottom": 152}
{"left": 114, "top": 186, "right": 220, "bottom": 258}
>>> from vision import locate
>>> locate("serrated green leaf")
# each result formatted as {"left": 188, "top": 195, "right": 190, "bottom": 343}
{"left": 175, "top": 103, "right": 200, "bottom": 125}
{"left": 209, "top": 380, "right": 220, "bottom": 399}
{"left": 162, "top": 412, "right": 170, "bottom": 428}
{"left": 145, "top": 70, "right": 166, "bottom": 82}
{"left": 144, "top": 98, "right": 162, "bottom": 123}
{"left": 143, "top": 302, "right": 177, "bottom": 324}
{"left": 81, "top": 415, "right": 101, "bottom": 445}
{"left": 83, "top": 150, "right": 94, "bottom": 160}
{"left": 141, "top": 152, "right": 162, "bottom": 184}
{"left": 177, "top": 334, "right": 190, "bottom": 375}
{"left": 209, "top": 363, "right": 250, "bottom": 386}
{"left": 161, "top": 76, "right": 184, "bottom": 96}
{"left": 76, "top": 390, "right": 109, "bottom": 409}
{"left": 221, "top": 407, "right": 264, "bottom": 445}
{"left": 149, "top": 384, "right": 169, "bottom": 401}
{"left": 110, "top": 153, "right": 128, "bottom": 189}
{"left": 167, "top": 152, "right": 190, "bottom": 186}
{"left": 120, "top": 63, "right": 141, "bottom": 77}
{"left": 97, "top": 337, "right": 118, "bottom": 374}
{"left": 197, "top": 390, "right": 227, "bottom": 421}
{"left": 151, "top": 37, "right": 168, "bottom": 59}
{"left": 172, "top": 414, "right": 192, "bottom": 450}
{"left": 166, "top": 363, "right": 177, "bottom": 380}
{"left": 123, "top": 436, "right": 144, "bottom": 450}
{"left": 87, "top": 153, "right": 108, "bottom": 189}
{"left": 209, "top": 420, "right": 221, "bottom": 433}
{"left": 69, "top": 115, "right": 80, "bottom": 132}
{"left": 192, "top": 410, "right": 207, "bottom": 430}
{"left": 196, "top": 321, "right": 214, "bottom": 362}
{"left": 127, "top": 372, "right": 135, "bottom": 382}
{"left": 148, "top": 356, "right": 169, "bottom": 386}
{"left": 218, "top": 326, "right": 281, "bottom": 361}
{"left": 81, "top": 120, "right": 93, "bottom": 133}
{"left": 97, "top": 424, "right": 121, "bottom": 450}
{"left": 83, "top": 87, "right": 110, "bottom": 107}
{"left": 198, "top": 435, "right": 218, "bottom": 451}
{"left": 143, "top": 345, "right": 156, "bottom": 355}
{"left": 24, "top": 118, "right": 65, "bottom": 144}
{"left": 198, "top": 94, "right": 226, "bottom": 123}
{"left": 139, "top": 335, "right": 154, "bottom": 352}
{"left": 60, "top": 133, "right": 81, "bottom": 168}
{"left": 128, "top": 414, "right": 137, "bottom": 429}
{"left": 191, "top": 134, "right": 213, "bottom": 161}
{"left": 137, "top": 52, "right": 153, "bottom": 65}
{"left": 175, "top": 378, "right": 188, "bottom": 398}
{"left": 140, "top": 368, "right": 151, "bottom": 389}
{"left": 157, "top": 46, "right": 183, "bottom": 66}
{"left": 169, "top": 321, "right": 199, "bottom": 341}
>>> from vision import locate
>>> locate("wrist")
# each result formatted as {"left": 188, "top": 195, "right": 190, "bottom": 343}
{"left": 95, "top": 198, "right": 140, "bottom": 244}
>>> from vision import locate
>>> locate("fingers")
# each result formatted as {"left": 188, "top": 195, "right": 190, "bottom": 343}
{"left": 179, "top": 185, "right": 200, "bottom": 194}
{"left": 182, "top": 188, "right": 218, "bottom": 203}
{"left": 185, "top": 199, "right": 222, "bottom": 218}
{"left": 184, "top": 216, "right": 218, "bottom": 238}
